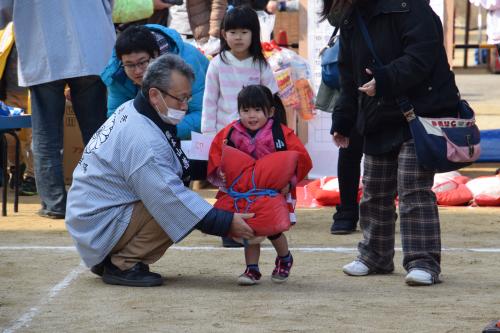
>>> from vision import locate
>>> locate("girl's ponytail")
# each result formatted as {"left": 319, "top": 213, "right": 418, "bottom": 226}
{"left": 273, "top": 93, "right": 287, "bottom": 126}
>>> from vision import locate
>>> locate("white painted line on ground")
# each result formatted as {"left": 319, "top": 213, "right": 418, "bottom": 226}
{"left": 1, "top": 246, "right": 500, "bottom": 253}
{"left": 0, "top": 246, "right": 77, "bottom": 251}
{"left": 3, "top": 263, "right": 86, "bottom": 333}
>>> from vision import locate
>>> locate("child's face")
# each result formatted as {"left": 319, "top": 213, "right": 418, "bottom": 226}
{"left": 223, "top": 28, "right": 252, "bottom": 59}
{"left": 239, "top": 106, "right": 273, "bottom": 131}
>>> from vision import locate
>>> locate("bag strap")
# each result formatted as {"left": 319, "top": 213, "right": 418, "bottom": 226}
{"left": 327, "top": 26, "right": 340, "bottom": 47}
{"left": 271, "top": 118, "right": 287, "bottom": 151}
{"left": 320, "top": 26, "right": 340, "bottom": 57}
{"left": 354, "top": 11, "right": 383, "bottom": 66}
{"left": 354, "top": 10, "right": 415, "bottom": 119}
{"left": 225, "top": 126, "right": 236, "bottom": 148}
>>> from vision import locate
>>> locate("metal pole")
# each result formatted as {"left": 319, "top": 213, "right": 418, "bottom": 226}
{"left": 13, "top": 132, "right": 20, "bottom": 213}
{"left": 464, "top": 0, "right": 471, "bottom": 68}
{"left": 1, "top": 134, "right": 8, "bottom": 216}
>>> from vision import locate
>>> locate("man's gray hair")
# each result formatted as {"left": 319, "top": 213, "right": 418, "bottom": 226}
{"left": 141, "top": 54, "right": 195, "bottom": 98}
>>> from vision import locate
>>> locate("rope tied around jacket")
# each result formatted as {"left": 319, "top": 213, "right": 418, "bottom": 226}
{"left": 226, "top": 169, "right": 279, "bottom": 213}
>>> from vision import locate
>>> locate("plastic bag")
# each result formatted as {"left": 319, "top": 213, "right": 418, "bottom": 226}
{"left": 294, "top": 79, "right": 315, "bottom": 120}
{"left": 256, "top": 10, "right": 275, "bottom": 42}
{"left": 265, "top": 45, "right": 316, "bottom": 120}
{"left": 274, "top": 67, "right": 300, "bottom": 109}
{"left": 0, "top": 101, "right": 24, "bottom": 116}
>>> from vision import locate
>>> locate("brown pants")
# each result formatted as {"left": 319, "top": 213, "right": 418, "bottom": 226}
{"left": 110, "top": 201, "right": 173, "bottom": 271}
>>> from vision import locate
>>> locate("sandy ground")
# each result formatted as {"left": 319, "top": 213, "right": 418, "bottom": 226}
{"left": 1, "top": 190, "right": 500, "bottom": 333}
{"left": 455, "top": 72, "right": 500, "bottom": 130}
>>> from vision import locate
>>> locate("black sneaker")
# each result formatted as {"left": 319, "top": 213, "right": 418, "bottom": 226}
{"left": 102, "top": 261, "right": 162, "bottom": 287}
{"left": 92, "top": 257, "right": 150, "bottom": 277}
{"left": 19, "top": 176, "right": 37, "bottom": 196}
{"left": 331, "top": 205, "right": 358, "bottom": 235}
{"left": 37, "top": 208, "right": 65, "bottom": 220}
{"left": 90, "top": 257, "right": 114, "bottom": 277}
{"left": 90, "top": 262, "right": 105, "bottom": 277}
{"left": 330, "top": 219, "right": 357, "bottom": 235}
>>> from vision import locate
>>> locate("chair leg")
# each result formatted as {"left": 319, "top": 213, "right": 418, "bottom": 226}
{"left": 1, "top": 134, "right": 8, "bottom": 216}
{"left": 13, "top": 132, "right": 20, "bottom": 213}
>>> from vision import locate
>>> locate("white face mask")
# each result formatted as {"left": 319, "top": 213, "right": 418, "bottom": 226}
{"left": 156, "top": 91, "right": 186, "bottom": 125}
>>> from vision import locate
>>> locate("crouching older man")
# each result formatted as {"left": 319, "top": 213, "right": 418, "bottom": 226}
{"left": 65, "top": 54, "right": 254, "bottom": 287}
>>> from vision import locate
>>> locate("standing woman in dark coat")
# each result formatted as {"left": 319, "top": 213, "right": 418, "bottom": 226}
{"left": 321, "top": 0, "right": 461, "bottom": 286}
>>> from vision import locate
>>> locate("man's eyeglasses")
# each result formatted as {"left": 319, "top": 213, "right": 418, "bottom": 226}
{"left": 121, "top": 58, "right": 151, "bottom": 72}
{"left": 155, "top": 87, "right": 192, "bottom": 104}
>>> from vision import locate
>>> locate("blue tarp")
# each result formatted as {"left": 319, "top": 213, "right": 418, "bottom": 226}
{"left": 0, "top": 115, "right": 31, "bottom": 130}
{"left": 478, "top": 129, "right": 500, "bottom": 162}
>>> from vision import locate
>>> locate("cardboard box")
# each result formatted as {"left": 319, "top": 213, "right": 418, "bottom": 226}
{"left": 273, "top": 11, "right": 299, "bottom": 49}
{"left": 63, "top": 101, "right": 84, "bottom": 185}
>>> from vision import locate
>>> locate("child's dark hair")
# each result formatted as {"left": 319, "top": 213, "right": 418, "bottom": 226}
{"left": 115, "top": 25, "right": 159, "bottom": 60}
{"left": 220, "top": 6, "right": 267, "bottom": 69}
{"left": 237, "top": 85, "right": 287, "bottom": 125}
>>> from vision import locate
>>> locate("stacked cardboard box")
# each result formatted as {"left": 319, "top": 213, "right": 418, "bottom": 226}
{"left": 273, "top": 11, "right": 299, "bottom": 49}
{"left": 490, "top": 47, "right": 500, "bottom": 74}
{"left": 63, "top": 101, "right": 84, "bottom": 185}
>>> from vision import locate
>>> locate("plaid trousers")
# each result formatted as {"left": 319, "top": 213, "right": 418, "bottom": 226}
{"left": 357, "top": 140, "right": 441, "bottom": 277}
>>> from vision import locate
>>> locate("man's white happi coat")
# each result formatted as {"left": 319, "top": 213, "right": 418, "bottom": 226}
{"left": 66, "top": 100, "right": 212, "bottom": 267}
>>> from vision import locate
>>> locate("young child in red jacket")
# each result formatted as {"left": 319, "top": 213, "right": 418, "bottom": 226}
{"left": 207, "top": 85, "right": 312, "bottom": 285}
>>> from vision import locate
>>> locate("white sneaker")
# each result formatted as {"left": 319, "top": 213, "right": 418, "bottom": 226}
{"left": 342, "top": 260, "right": 370, "bottom": 276}
{"left": 405, "top": 269, "right": 434, "bottom": 286}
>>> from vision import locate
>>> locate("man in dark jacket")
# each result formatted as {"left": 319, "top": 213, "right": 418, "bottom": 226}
{"left": 326, "top": 0, "right": 461, "bottom": 286}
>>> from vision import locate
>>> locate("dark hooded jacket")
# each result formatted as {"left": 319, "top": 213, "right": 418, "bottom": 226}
{"left": 330, "top": 0, "right": 461, "bottom": 154}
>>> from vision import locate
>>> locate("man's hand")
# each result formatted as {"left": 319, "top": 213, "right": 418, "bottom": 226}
{"left": 358, "top": 68, "right": 376, "bottom": 97}
{"left": 229, "top": 213, "right": 255, "bottom": 239}
{"left": 333, "top": 132, "right": 350, "bottom": 148}
{"left": 153, "top": 0, "right": 172, "bottom": 10}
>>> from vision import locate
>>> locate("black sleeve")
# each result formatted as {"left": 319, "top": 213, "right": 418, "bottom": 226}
{"left": 331, "top": 27, "right": 358, "bottom": 137}
{"left": 372, "top": 0, "right": 441, "bottom": 97}
{"left": 195, "top": 208, "right": 233, "bottom": 237}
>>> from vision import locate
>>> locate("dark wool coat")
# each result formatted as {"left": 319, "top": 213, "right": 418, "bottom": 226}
{"left": 330, "top": 0, "right": 461, "bottom": 154}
